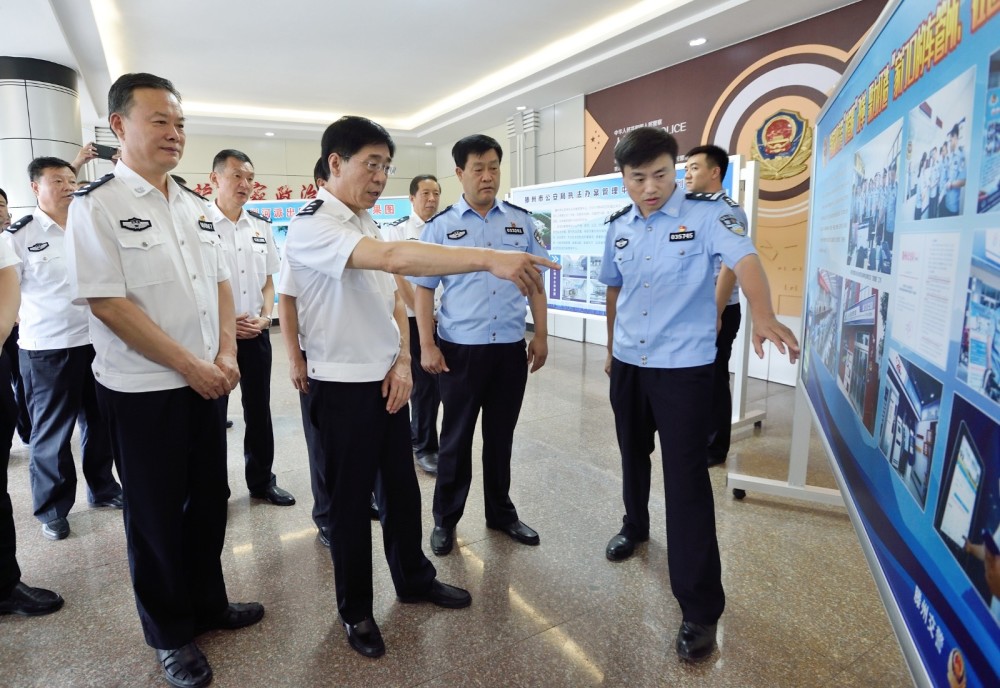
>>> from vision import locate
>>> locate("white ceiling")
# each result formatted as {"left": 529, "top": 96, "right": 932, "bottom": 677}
{"left": 4, "top": 0, "right": 860, "bottom": 145}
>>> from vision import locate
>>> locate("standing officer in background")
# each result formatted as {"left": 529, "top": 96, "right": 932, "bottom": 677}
{"left": 0, "top": 238, "right": 64, "bottom": 617}
{"left": 599, "top": 127, "right": 798, "bottom": 662}
{"left": 66, "top": 73, "right": 263, "bottom": 688}
{"left": 412, "top": 134, "right": 550, "bottom": 557}
{"left": 2, "top": 157, "right": 123, "bottom": 542}
{"left": 207, "top": 149, "right": 295, "bottom": 507}
{"left": 0, "top": 187, "right": 32, "bottom": 448}
{"left": 683, "top": 145, "right": 749, "bottom": 467}
{"left": 384, "top": 174, "right": 443, "bottom": 475}
{"left": 282, "top": 116, "right": 556, "bottom": 658}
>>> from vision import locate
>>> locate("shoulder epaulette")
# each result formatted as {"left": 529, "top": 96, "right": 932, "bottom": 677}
{"left": 604, "top": 204, "right": 631, "bottom": 224}
{"left": 502, "top": 200, "right": 531, "bottom": 214}
{"left": 246, "top": 209, "right": 272, "bottom": 223}
{"left": 179, "top": 184, "right": 210, "bottom": 203}
{"left": 6, "top": 215, "right": 34, "bottom": 233}
{"left": 73, "top": 173, "right": 115, "bottom": 196}
{"left": 386, "top": 215, "right": 409, "bottom": 227}
{"left": 427, "top": 205, "right": 453, "bottom": 223}
{"left": 685, "top": 191, "right": 725, "bottom": 202}
{"left": 297, "top": 199, "right": 324, "bottom": 216}
{"left": 721, "top": 194, "right": 740, "bottom": 208}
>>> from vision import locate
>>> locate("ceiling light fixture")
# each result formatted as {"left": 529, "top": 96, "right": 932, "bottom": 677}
{"left": 424, "top": 142, "right": 433, "bottom": 146}
{"left": 689, "top": 37, "right": 707, "bottom": 46}
{"left": 516, "top": 106, "right": 527, "bottom": 111}
{"left": 264, "top": 132, "right": 275, "bottom": 137}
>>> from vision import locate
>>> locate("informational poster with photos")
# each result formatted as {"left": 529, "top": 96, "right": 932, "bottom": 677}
{"left": 803, "top": 0, "right": 1000, "bottom": 684}
{"left": 510, "top": 168, "right": 738, "bottom": 317}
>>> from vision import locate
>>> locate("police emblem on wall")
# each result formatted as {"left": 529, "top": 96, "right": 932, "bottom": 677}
{"left": 751, "top": 110, "right": 813, "bottom": 181}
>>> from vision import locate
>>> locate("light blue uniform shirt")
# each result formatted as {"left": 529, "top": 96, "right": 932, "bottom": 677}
{"left": 695, "top": 191, "right": 749, "bottom": 307}
{"left": 410, "top": 196, "right": 550, "bottom": 345}
{"left": 599, "top": 188, "right": 756, "bottom": 369}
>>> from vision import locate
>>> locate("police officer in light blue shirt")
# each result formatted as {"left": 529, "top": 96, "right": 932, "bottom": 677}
{"left": 598, "top": 127, "right": 799, "bottom": 663}
{"left": 941, "top": 124, "right": 966, "bottom": 217}
{"left": 411, "top": 134, "right": 550, "bottom": 558}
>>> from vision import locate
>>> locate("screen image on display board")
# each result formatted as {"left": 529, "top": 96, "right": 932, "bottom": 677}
{"left": 803, "top": 0, "right": 1000, "bottom": 685}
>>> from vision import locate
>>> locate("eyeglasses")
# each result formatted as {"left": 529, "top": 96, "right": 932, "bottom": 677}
{"left": 343, "top": 156, "right": 396, "bottom": 176}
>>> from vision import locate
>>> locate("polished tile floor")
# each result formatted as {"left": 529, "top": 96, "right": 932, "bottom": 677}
{"left": 1, "top": 332, "right": 914, "bottom": 687}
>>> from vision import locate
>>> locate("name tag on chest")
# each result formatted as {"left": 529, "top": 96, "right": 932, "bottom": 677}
{"left": 669, "top": 231, "right": 695, "bottom": 242}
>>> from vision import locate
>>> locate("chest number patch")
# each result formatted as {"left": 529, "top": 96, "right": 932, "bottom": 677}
{"left": 669, "top": 231, "right": 695, "bottom": 242}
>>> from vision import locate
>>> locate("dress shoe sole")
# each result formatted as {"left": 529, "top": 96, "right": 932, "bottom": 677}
{"left": 0, "top": 599, "right": 64, "bottom": 616}
{"left": 676, "top": 643, "right": 717, "bottom": 662}
{"left": 397, "top": 593, "right": 471, "bottom": 609}
{"left": 249, "top": 493, "right": 296, "bottom": 507}
{"left": 41, "top": 526, "right": 69, "bottom": 541}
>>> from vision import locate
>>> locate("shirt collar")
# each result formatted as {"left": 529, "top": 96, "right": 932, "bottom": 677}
{"left": 456, "top": 194, "right": 502, "bottom": 219}
{"left": 207, "top": 199, "right": 248, "bottom": 227}
{"left": 114, "top": 160, "right": 177, "bottom": 200}
{"left": 626, "top": 185, "right": 682, "bottom": 224}
{"left": 316, "top": 187, "right": 378, "bottom": 235}
{"left": 32, "top": 206, "right": 63, "bottom": 232}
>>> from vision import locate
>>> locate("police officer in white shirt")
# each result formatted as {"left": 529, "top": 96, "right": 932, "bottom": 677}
{"left": 0, "top": 239, "right": 64, "bottom": 617}
{"left": 282, "top": 116, "right": 557, "bottom": 659}
{"left": 207, "top": 149, "right": 295, "bottom": 507}
{"left": 2, "top": 157, "right": 123, "bottom": 542}
{"left": 65, "top": 73, "right": 262, "bottom": 688}
{"left": 384, "top": 174, "right": 443, "bottom": 475}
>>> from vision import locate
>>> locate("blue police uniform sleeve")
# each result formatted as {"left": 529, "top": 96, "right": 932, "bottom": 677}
{"left": 408, "top": 217, "right": 445, "bottom": 290}
{"left": 706, "top": 206, "right": 756, "bottom": 271}
{"left": 524, "top": 210, "right": 551, "bottom": 268}
{"left": 597, "top": 221, "right": 623, "bottom": 287}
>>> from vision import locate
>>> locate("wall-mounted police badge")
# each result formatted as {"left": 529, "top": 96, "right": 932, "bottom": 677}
{"left": 615, "top": 237, "right": 629, "bottom": 249}
{"left": 504, "top": 223, "right": 524, "bottom": 235}
{"left": 447, "top": 229, "right": 467, "bottom": 240}
{"left": 120, "top": 218, "right": 152, "bottom": 231}
{"left": 720, "top": 214, "right": 746, "bottom": 236}
{"left": 27, "top": 242, "right": 49, "bottom": 252}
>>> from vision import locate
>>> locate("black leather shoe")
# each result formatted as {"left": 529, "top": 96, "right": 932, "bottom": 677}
{"left": 430, "top": 526, "right": 454, "bottom": 555}
{"left": 675, "top": 621, "right": 717, "bottom": 662}
{"left": 250, "top": 485, "right": 296, "bottom": 506}
{"left": 605, "top": 532, "right": 648, "bottom": 561}
{"left": 0, "top": 582, "right": 64, "bottom": 616}
{"left": 415, "top": 452, "right": 438, "bottom": 475}
{"left": 487, "top": 519, "right": 539, "bottom": 545}
{"left": 156, "top": 642, "right": 212, "bottom": 688}
{"left": 90, "top": 494, "right": 124, "bottom": 509}
{"left": 198, "top": 602, "right": 264, "bottom": 633}
{"left": 343, "top": 618, "right": 385, "bottom": 658}
{"left": 41, "top": 517, "right": 70, "bottom": 541}
{"left": 225, "top": 419, "right": 234, "bottom": 429}
{"left": 369, "top": 493, "right": 379, "bottom": 520}
{"left": 398, "top": 579, "right": 472, "bottom": 609}
{"left": 317, "top": 527, "right": 331, "bottom": 548}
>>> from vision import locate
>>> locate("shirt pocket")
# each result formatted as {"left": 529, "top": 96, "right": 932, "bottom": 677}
{"left": 115, "top": 231, "right": 171, "bottom": 287}
{"left": 660, "top": 241, "right": 705, "bottom": 285}
{"left": 25, "top": 247, "right": 64, "bottom": 282}
{"left": 197, "top": 231, "right": 221, "bottom": 281}
{"left": 250, "top": 238, "right": 269, "bottom": 278}
{"left": 500, "top": 234, "right": 527, "bottom": 252}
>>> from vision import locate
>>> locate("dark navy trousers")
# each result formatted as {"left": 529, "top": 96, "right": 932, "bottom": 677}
{"left": 708, "top": 303, "right": 741, "bottom": 461}
{"left": 407, "top": 317, "right": 440, "bottom": 458}
{"left": 226, "top": 331, "right": 276, "bottom": 493}
{"left": 20, "top": 344, "right": 119, "bottom": 522}
{"left": 610, "top": 358, "right": 725, "bottom": 625}
{"left": 1, "top": 351, "right": 21, "bottom": 598}
{"left": 96, "top": 384, "right": 230, "bottom": 650}
{"left": 433, "top": 339, "right": 527, "bottom": 530}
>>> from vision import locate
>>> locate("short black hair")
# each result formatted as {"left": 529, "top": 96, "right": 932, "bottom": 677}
{"left": 212, "top": 149, "right": 253, "bottom": 172}
{"left": 685, "top": 144, "right": 729, "bottom": 180}
{"left": 409, "top": 174, "right": 440, "bottom": 196}
{"left": 27, "top": 156, "right": 75, "bottom": 182}
{"left": 614, "top": 127, "right": 678, "bottom": 170}
{"left": 0, "top": 188, "right": 7, "bottom": 203}
{"left": 452, "top": 134, "right": 503, "bottom": 169}
{"left": 321, "top": 116, "right": 395, "bottom": 168}
{"left": 107, "top": 72, "right": 181, "bottom": 121}
{"left": 313, "top": 157, "right": 327, "bottom": 184}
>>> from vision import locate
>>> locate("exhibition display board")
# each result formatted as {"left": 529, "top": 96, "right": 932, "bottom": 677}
{"left": 510, "top": 165, "right": 740, "bottom": 317}
{"left": 802, "top": 0, "right": 1000, "bottom": 684}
